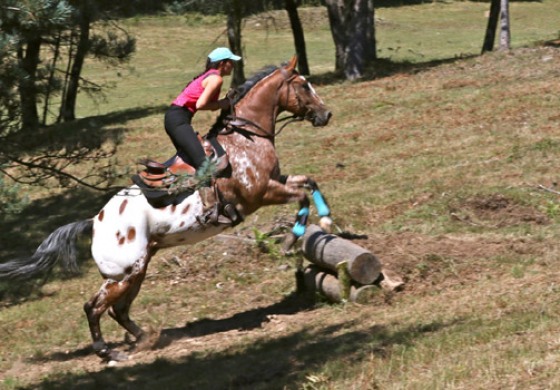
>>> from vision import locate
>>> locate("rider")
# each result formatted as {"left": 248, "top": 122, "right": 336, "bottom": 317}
{"left": 164, "top": 47, "right": 241, "bottom": 178}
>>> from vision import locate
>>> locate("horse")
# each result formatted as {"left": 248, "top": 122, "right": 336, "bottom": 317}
{"left": 0, "top": 56, "right": 332, "bottom": 362}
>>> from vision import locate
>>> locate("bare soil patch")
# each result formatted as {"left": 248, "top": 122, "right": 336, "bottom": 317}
{"left": 449, "top": 193, "right": 549, "bottom": 228}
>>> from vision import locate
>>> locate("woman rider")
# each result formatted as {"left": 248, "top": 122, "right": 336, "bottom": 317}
{"left": 164, "top": 47, "right": 241, "bottom": 177}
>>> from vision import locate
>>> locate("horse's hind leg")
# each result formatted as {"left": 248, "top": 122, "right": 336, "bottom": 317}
{"left": 84, "top": 279, "right": 131, "bottom": 361}
{"left": 107, "top": 270, "right": 147, "bottom": 346}
{"left": 84, "top": 257, "right": 150, "bottom": 362}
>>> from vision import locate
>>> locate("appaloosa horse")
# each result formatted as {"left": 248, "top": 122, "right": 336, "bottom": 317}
{"left": 0, "top": 56, "right": 332, "bottom": 361}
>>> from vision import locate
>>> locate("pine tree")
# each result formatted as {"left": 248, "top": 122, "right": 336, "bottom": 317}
{"left": 0, "top": 0, "right": 73, "bottom": 132}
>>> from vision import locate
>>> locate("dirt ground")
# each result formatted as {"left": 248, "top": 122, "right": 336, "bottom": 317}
{"left": 0, "top": 193, "right": 549, "bottom": 388}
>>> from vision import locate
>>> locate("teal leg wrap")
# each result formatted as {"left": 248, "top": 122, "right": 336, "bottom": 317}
{"left": 292, "top": 222, "right": 306, "bottom": 237}
{"left": 312, "top": 190, "right": 330, "bottom": 217}
{"left": 292, "top": 207, "right": 309, "bottom": 237}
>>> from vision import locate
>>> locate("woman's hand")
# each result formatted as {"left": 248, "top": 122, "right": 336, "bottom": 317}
{"left": 218, "top": 98, "right": 230, "bottom": 110}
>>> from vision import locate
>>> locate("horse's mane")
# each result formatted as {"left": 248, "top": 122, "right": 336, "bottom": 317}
{"left": 230, "top": 65, "right": 278, "bottom": 105}
{"left": 209, "top": 65, "right": 278, "bottom": 133}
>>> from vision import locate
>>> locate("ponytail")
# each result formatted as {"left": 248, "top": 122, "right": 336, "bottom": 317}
{"left": 182, "top": 59, "right": 223, "bottom": 89}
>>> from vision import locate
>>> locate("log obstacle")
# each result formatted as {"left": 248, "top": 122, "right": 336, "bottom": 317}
{"left": 302, "top": 265, "right": 382, "bottom": 304}
{"left": 296, "top": 225, "right": 404, "bottom": 303}
{"left": 301, "top": 224, "right": 382, "bottom": 285}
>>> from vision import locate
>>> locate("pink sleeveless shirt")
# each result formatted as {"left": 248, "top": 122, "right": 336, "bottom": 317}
{"left": 172, "top": 69, "right": 221, "bottom": 113}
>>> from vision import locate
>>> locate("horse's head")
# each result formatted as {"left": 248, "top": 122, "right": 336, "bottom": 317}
{"left": 220, "top": 58, "right": 332, "bottom": 138}
{"left": 279, "top": 56, "right": 332, "bottom": 127}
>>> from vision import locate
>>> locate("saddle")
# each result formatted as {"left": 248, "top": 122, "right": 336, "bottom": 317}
{"left": 135, "top": 136, "right": 227, "bottom": 190}
{"left": 131, "top": 136, "right": 241, "bottom": 227}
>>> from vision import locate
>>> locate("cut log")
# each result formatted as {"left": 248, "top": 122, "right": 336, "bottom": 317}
{"left": 301, "top": 224, "right": 381, "bottom": 284}
{"left": 303, "top": 266, "right": 382, "bottom": 304}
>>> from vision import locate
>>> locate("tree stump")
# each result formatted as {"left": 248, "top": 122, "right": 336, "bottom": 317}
{"left": 301, "top": 224, "right": 381, "bottom": 284}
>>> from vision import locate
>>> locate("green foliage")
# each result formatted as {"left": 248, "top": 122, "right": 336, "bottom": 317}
{"left": 89, "top": 27, "right": 136, "bottom": 65}
{"left": 0, "top": 173, "right": 29, "bottom": 215}
{"left": 543, "top": 200, "right": 560, "bottom": 219}
{"left": 0, "top": 35, "right": 20, "bottom": 137}
{"left": 0, "top": 0, "right": 73, "bottom": 35}
{"left": 253, "top": 227, "right": 282, "bottom": 259}
{"left": 163, "top": 0, "right": 324, "bottom": 17}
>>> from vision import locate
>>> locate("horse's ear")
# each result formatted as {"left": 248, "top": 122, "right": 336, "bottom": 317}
{"left": 285, "top": 55, "right": 298, "bottom": 72}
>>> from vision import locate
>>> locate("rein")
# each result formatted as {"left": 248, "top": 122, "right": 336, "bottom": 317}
{"left": 222, "top": 114, "right": 304, "bottom": 139}
{"left": 219, "top": 71, "right": 306, "bottom": 139}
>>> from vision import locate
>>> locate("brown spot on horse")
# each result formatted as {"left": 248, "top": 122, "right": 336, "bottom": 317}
{"left": 119, "top": 199, "right": 128, "bottom": 215}
{"left": 127, "top": 227, "right": 136, "bottom": 242}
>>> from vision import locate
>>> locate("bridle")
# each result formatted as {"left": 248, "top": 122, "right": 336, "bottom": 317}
{"left": 220, "top": 70, "right": 310, "bottom": 139}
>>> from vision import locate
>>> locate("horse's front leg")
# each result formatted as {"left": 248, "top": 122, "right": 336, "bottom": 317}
{"left": 281, "top": 175, "right": 333, "bottom": 233}
{"left": 263, "top": 175, "right": 332, "bottom": 251}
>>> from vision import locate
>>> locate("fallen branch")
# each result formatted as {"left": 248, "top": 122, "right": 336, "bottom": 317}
{"left": 537, "top": 184, "right": 560, "bottom": 196}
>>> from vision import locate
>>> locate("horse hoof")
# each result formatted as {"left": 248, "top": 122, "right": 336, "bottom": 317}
{"left": 106, "top": 350, "right": 129, "bottom": 362}
{"left": 281, "top": 233, "right": 298, "bottom": 255}
{"left": 319, "top": 216, "right": 333, "bottom": 233}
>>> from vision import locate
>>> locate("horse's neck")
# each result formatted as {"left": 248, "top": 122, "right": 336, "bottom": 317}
{"left": 235, "top": 72, "right": 284, "bottom": 134}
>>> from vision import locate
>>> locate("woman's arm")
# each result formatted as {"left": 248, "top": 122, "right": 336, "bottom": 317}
{"left": 197, "top": 74, "right": 229, "bottom": 111}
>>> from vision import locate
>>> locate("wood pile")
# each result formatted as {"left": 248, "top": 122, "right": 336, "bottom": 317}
{"left": 298, "top": 224, "right": 404, "bottom": 303}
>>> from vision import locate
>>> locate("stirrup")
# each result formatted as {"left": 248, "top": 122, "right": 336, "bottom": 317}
{"left": 137, "top": 159, "right": 167, "bottom": 175}
{"left": 196, "top": 187, "right": 240, "bottom": 227}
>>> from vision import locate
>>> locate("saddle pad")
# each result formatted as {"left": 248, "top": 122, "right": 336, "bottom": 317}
{"left": 131, "top": 175, "right": 193, "bottom": 208}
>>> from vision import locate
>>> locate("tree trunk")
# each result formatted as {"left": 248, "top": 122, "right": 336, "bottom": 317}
{"left": 499, "top": 0, "right": 511, "bottom": 51}
{"left": 43, "top": 31, "right": 62, "bottom": 126}
{"left": 365, "top": 1, "right": 377, "bottom": 62}
{"left": 325, "top": 0, "right": 346, "bottom": 73}
{"left": 324, "top": 0, "right": 375, "bottom": 80}
{"left": 481, "top": 0, "right": 500, "bottom": 53}
{"left": 344, "top": 0, "right": 370, "bottom": 80}
{"left": 18, "top": 37, "right": 42, "bottom": 132}
{"left": 285, "top": 0, "right": 310, "bottom": 75}
{"left": 59, "top": 1, "right": 91, "bottom": 122}
{"left": 226, "top": 0, "right": 245, "bottom": 88}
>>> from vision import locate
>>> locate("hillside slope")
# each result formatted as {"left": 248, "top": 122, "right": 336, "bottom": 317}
{"left": 1, "top": 38, "right": 560, "bottom": 390}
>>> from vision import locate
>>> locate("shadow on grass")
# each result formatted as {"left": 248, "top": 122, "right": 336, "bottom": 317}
{"left": 25, "top": 295, "right": 461, "bottom": 390}
{"left": 35, "top": 293, "right": 316, "bottom": 364}
{"left": 7, "top": 105, "right": 167, "bottom": 156}
{"left": 309, "top": 55, "right": 479, "bottom": 86}
{"left": 158, "top": 292, "right": 316, "bottom": 342}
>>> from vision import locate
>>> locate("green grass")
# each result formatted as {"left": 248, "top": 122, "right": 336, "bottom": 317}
{"left": 2, "top": 1, "right": 560, "bottom": 389}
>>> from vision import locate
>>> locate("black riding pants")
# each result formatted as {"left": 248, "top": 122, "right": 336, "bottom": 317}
{"left": 164, "top": 105, "right": 206, "bottom": 168}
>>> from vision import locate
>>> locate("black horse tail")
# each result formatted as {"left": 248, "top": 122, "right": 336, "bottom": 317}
{"left": 0, "top": 219, "right": 93, "bottom": 280}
